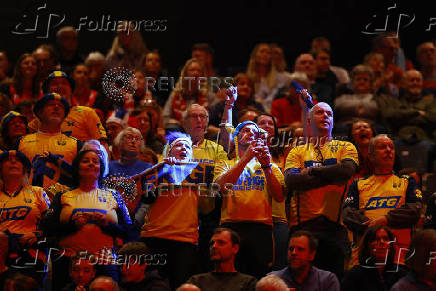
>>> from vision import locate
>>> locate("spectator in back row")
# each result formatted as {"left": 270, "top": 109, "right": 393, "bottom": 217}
{"left": 0, "top": 53, "right": 42, "bottom": 105}
{"left": 56, "top": 26, "right": 84, "bottom": 76}
{"left": 247, "top": 43, "right": 290, "bottom": 112}
{"left": 417, "top": 41, "right": 436, "bottom": 94}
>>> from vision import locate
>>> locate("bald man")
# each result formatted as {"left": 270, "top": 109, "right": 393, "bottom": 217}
{"left": 284, "top": 102, "right": 358, "bottom": 279}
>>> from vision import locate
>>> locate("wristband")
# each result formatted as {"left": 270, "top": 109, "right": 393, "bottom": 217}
{"left": 261, "top": 163, "right": 272, "bottom": 169}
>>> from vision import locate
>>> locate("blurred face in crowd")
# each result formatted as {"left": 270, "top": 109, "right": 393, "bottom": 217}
{"left": 1, "top": 155, "right": 25, "bottom": 178}
{"left": 236, "top": 76, "right": 253, "bottom": 101}
{"left": 34, "top": 48, "right": 55, "bottom": 76}
{"left": 106, "top": 122, "right": 123, "bottom": 145}
{"left": 255, "top": 44, "right": 272, "bottom": 67}
{"left": 134, "top": 71, "right": 146, "bottom": 93}
{"left": 185, "top": 105, "right": 208, "bottom": 139}
{"left": 418, "top": 42, "right": 436, "bottom": 67}
{"left": 186, "top": 61, "right": 202, "bottom": 91}
{"left": 295, "top": 54, "right": 316, "bottom": 80}
{"left": 257, "top": 115, "right": 275, "bottom": 140}
{"left": 371, "top": 136, "right": 395, "bottom": 172}
{"left": 6, "top": 117, "right": 27, "bottom": 138}
{"left": 73, "top": 65, "right": 90, "bottom": 89}
{"left": 288, "top": 235, "right": 315, "bottom": 271}
{"left": 403, "top": 70, "right": 423, "bottom": 98}
{"left": 309, "top": 103, "right": 333, "bottom": 136}
{"left": 239, "top": 110, "right": 258, "bottom": 123}
{"left": 20, "top": 56, "right": 37, "bottom": 78}
{"left": 39, "top": 99, "right": 66, "bottom": 125}
{"left": 121, "top": 258, "right": 146, "bottom": 283}
{"left": 311, "top": 39, "right": 331, "bottom": 52}
{"left": 136, "top": 111, "right": 151, "bottom": 137}
{"left": 367, "top": 54, "right": 385, "bottom": 75}
{"left": 369, "top": 228, "right": 392, "bottom": 264}
{"left": 87, "top": 60, "right": 105, "bottom": 85}
{"left": 48, "top": 77, "right": 73, "bottom": 99}
{"left": 79, "top": 151, "right": 101, "bottom": 181}
{"left": 121, "top": 130, "right": 143, "bottom": 155}
{"left": 351, "top": 121, "right": 373, "bottom": 148}
{"left": 352, "top": 72, "right": 372, "bottom": 94}
{"left": 377, "top": 38, "right": 397, "bottom": 64}
{"left": 58, "top": 30, "right": 78, "bottom": 53}
{"left": 315, "top": 51, "right": 330, "bottom": 73}
{"left": 169, "top": 140, "right": 192, "bottom": 161}
{"left": 145, "top": 52, "right": 161, "bottom": 74}
{"left": 210, "top": 230, "right": 238, "bottom": 263}
{"left": 70, "top": 259, "right": 96, "bottom": 287}
{"left": 192, "top": 49, "right": 210, "bottom": 67}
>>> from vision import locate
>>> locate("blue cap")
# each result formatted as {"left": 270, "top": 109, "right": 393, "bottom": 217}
{"left": 33, "top": 93, "right": 70, "bottom": 120}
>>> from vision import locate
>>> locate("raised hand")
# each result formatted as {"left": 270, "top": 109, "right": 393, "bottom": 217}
{"left": 225, "top": 86, "right": 238, "bottom": 106}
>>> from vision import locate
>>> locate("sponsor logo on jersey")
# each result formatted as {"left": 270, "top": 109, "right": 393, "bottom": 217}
{"left": 365, "top": 196, "right": 401, "bottom": 210}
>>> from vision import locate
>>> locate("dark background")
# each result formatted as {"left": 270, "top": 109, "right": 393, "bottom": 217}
{"left": 1, "top": 0, "right": 435, "bottom": 77}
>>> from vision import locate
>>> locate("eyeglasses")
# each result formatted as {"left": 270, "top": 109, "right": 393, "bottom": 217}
{"left": 188, "top": 114, "right": 208, "bottom": 120}
{"left": 123, "top": 135, "right": 142, "bottom": 142}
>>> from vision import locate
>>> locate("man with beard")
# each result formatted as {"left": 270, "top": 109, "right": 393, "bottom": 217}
{"left": 214, "top": 121, "right": 284, "bottom": 278}
{"left": 343, "top": 134, "right": 422, "bottom": 266}
{"left": 268, "top": 230, "right": 339, "bottom": 290}
{"left": 186, "top": 228, "right": 257, "bottom": 291}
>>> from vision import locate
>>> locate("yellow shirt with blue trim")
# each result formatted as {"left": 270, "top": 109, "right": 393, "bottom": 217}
{"left": 58, "top": 188, "right": 123, "bottom": 256}
{"left": 214, "top": 158, "right": 285, "bottom": 226}
{"left": 141, "top": 162, "right": 213, "bottom": 244}
{"left": 344, "top": 174, "right": 422, "bottom": 265}
{"left": 28, "top": 105, "right": 107, "bottom": 142}
{"left": 285, "top": 140, "right": 359, "bottom": 226}
{"left": 18, "top": 131, "right": 80, "bottom": 188}
{"left": 272, "top": 155, "right": 287, "bottom": 223}
{"left": 0, "top": 186, "right": 50, "bottom": 234}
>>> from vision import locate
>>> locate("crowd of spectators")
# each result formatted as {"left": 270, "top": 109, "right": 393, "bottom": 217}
{"left": 1, "top": 25, "right": 436, "bottom": 291}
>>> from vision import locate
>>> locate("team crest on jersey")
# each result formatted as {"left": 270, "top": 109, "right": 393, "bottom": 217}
{"left": 329, "top": 144, "right": 339, "bottom": 153}
{"left": 57, "top": 140, "right": 67, "bottom": 146}
{"left": 365, "top": 196, "right": 401, "bottom": 210}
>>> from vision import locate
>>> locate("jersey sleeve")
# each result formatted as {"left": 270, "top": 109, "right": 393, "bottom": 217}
{"left": 344, "top": 179, "right": 359, "bottom": 209}
{"left": 271, "top": 163, "right": 285, "bottom": 187}
{"left": 86, "top": 108, "right": 107, "bottom": 140}
{"left": 284, "top": 146, "right": 303, "bottom": 174}
{"left": 404, "top": 176, "right": 423, "bottom": 203}
{"left": 340, "top": 141, "right": 359, "bottom": 166}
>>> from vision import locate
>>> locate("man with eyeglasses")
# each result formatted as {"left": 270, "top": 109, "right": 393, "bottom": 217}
{"left": 343, "top": 134, "right": 422, "bottom": 266}
{"left": 284, "top": 102, "right": 358, "bottom": 280}
{"left": 183, "top": 103, "right": 228, "bottom": 272}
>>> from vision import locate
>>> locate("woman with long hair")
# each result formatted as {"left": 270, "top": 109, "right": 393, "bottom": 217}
{"left": 162, "top": 58, "right": 213, "bottom": 126}
{"left": 342, "top": 225, "right": 407, "bottom": 291}
{"left": 246, "top": 43, "right": 290, "bottom": 112}
{"left": 106, "top": 21, "right": 148, "bottom": 70}
{"left": 0, "top": 53, "right": 42, "bottom": 105}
